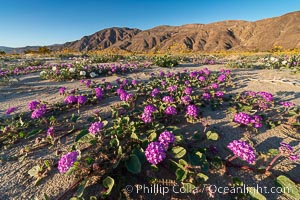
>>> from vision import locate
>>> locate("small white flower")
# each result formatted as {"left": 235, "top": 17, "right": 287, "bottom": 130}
{"left": 40, "top": 71, "right": 47, "bottom": 76}
{"left": 80, "top": 71, "right": 86, "bottom": 76}
{"left": 90, "top": 72, "right": 97, "bottom": 78}
{"left": 282, "top": 60, "right": 287, "bottom": 65}
{"left": 69, "top": 68, "right": 76, "bottom": 73}
{"left": 52, "top": 66, "right": 57, "bottom": 71}
{"left": 270, "top": 57, "right": 276, "bottom": 61}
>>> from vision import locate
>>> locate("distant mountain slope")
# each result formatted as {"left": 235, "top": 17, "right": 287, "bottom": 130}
{"left": 2, "top": 11, "right": 300, "bottom": 53}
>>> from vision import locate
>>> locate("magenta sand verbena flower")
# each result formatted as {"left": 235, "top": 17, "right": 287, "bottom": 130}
{"left": 141, "top": 112, "right": 153, "bottom": 123}
{"left": 186, "top": 104, "right": 198, "bottom": 118}
{"left": 64, "top": 96, "right": 78, "bottom": 104}
{"left": 145, "top": 142, "right": 166, "bottom": 165}
{"left": 58, "top": 151, "right": 79, "bottom": 173}
{"left": 144, "top": 104, "right": 157, "bottom": 114}
{"left": 158, "top": 131, "right": 175, "bottom": 148}
{"left": 164, "top": 106, "right": 177, "bottom": 115}
{"left": 227, "top": 140, "right": 256, "bottom": 164}
{"left": 89, "top": 122, "right": 104, "bottom": 135}
{"left": 6, "top": 107, "right": 17, "bottom": 115}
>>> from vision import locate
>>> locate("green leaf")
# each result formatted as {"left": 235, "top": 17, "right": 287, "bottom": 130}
{"left": 206, "top": 131, "right": 219, "bottom": 141}
{"left": 197, "top": 173, "right": 209, "bottom": 182}
{"left": 130, "top": 133, "right": 139, "bottom": 140}
{"left": 87, "top": 117, "right": 95, "bottom": 122}
{"left": 110, "top": 138, "right": 119, "bottom": 147}
{"left": 276, "top": 175, "right": 300, "bottom": 199}
{"left": 246, "top": 187, "right": 267, "bottom": 200}
{"left": 211, "top": 156, "right": 223, "bottom": 169}
{"left": 132, "top": 147, "right": 146, "bottom": 164}
{"left": 28, "top": 165, "right": 41, "bottom": 177}
{"left": 102, "top": 176, "right": 115, "bottom": 197}
{"left": 174, "top": 134, "right": 184, "bottom": 143}
{"left": 76, "top": 134, "right": 95, "bottom": 145}
{"left": 19, "top": 131, "right": 25, "bottom": 138}
{"left": 240, "top": 105, "right": 252, "bottom": 112}
{"left": 171, "top": 146, "right": 186, "bottom": 158}
{"left": 75, "top": 129, "right": 88, "bottom": 142}
{"left": 188, "top": 152, "right": 209, "bottom": 172}
{"left": 148, "top": 132, "right": 157, "bottom": 142}
{"left": 179, "top": 159, "right": 188, "bottom": 166}
{"left": 43, "top": 193, "right": 50, "bottom": 200}
{"left": 233, "top": 177, "right": 244, "bottom": 187}
{"left": 75, "top": 178, "right": 88, "bottom": 197}
{"left": 71, "top": 114, "right": 80, "bottom": 122}
{"left": 102, "top": 120, "right": 109, "bottom": 127}
{"left": 44, "top": 160, "right": 51, "bottom": 168}
{"left": 268, "top": 149, "right": 279, "bottom": 156}
{"left": 182, "top": 183, "right": 196, "bottom": 193}
{"left": 26, "top": 129, "right": 40, "bottom": 139}
{"left": 125, "top": 154, "right": 141, "bottom": 174}
{"left": 175, "top": 168, "right": 188, "bottom": 181}
{"left": 85, "top": 157, "right": 94, "bottom": 165}
{"left": 65, "top": 162, "right": 78, "bottom": 176}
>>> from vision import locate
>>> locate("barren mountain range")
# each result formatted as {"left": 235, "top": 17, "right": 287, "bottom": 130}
{"left": 1, "top": 11, "right": 300, "bottom": 53}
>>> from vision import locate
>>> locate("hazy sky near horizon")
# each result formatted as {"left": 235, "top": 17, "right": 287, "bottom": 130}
{"left": 0, "top": 0, "right": 299, "bottom": 47}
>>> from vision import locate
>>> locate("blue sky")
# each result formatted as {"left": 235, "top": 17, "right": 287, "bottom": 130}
{"left": 0, "top": 0, "right": 299, "bottom": 47}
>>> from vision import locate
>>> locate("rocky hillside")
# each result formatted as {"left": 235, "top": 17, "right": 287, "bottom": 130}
{"left": 3, "top": 11, "right": 300, "bottom": 53}
{"left": 63, "top": 11, "right": 300, "bottom": 52}
{"left": 62, "top": 27, "right": 141, "bottom": 51}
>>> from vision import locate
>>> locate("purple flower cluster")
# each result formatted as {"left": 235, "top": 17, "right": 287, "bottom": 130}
{"left": 59, "top": 87, "right": 66, "bottom": 95}
{"left": 144, "top": 104, "right": 157, "bottom": 114}
{"left": 151, "top": 88, "right": 160, "bottom": 97}
{"left": 257, "top": 92, "right": 273, "bottom": 102}
{"left": 118, "top": 89, "right": 134, "bottom": 102}
{"left": 164, "top": 106, "right": 177, "bottom": 115}
{"left": 141, "top": 104, "right": 157, "bottom": 123}
{"left": 58, "top": 151, "right": 79, "bottom": 173}
{"left": 31, "top": 104, "right": 47, "bottom": 119}
{"left": 279, "top": 142, "right": 300, "bottom": 161}
{"left": 184, "top": 87, "right": 193, "bottom": 95}
{"left": 217, "top": 74, "right": 226, "bottom": 82}
{"left": 280, "top": 101, "right": 294, "bottom": 107}
{"left": 95, "top": 88, "right": 104, "bottom": 100}
{"left": 162, "top": 96, "right": 174, "bottom": 104}
{"left": 227, "top": 140, "right": 256, "bottom": 164}
{"left": 244, "top": 91, "right": 257, "bottom": 97}
{"left": 64, "top": 95, "right": 78, "bottom": 104}
{"left": 203, "top": 68, "right": 210, "bottom": 75}
{"left": 215, "top": 91, "right": 224, "bottom": 98}
{"left": 158, "top": 131, "right": 175, "bottom": 149}
{"left": 211, "top": 83, "right": 219, "bottom": 89}
{"left": 28, "top": 101, "right": 40, "bottom": 111}
{"left": 89, "top": 121, "right": 104, "bottom": 135}
{"left": 141, "top": 112, "right": 153, "bottom": 123}
{"left": 6, "top": 107, "right": 17, "bottom": 115}
{"left": 234, "top": 112, "right": 262, "bottom": 128}
{"left": 86, "top": 79, "right": 92, "bottom": 87}
{"left": 131, "top": 79, "right": 138, "bottom": 85}
{"left": 181, "top": 95, "right": 192, "bottom": 105}
{"left": 145, "top": 142, "right": 166, "bottom": 165}
{"left": 186, "top": 104, "right": 198, "bottom": 118}
{"left": 77, "top": 95, "right": 87, "bottom": 105}
{"left": 198, "top": 76, "right": 206, "bottom": 82}
{"left": 167, "top": 85, "right": 178, "bottom": 92}
{"left": 47, "top": 126, "right": 54, "bottom": 137}
{"left": 202, "top": 92, "right": 211, "bottom": 100}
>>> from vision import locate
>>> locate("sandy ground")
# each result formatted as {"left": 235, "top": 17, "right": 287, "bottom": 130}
{"left": 0, "top": 64, "right": 299, "bottom": 200}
